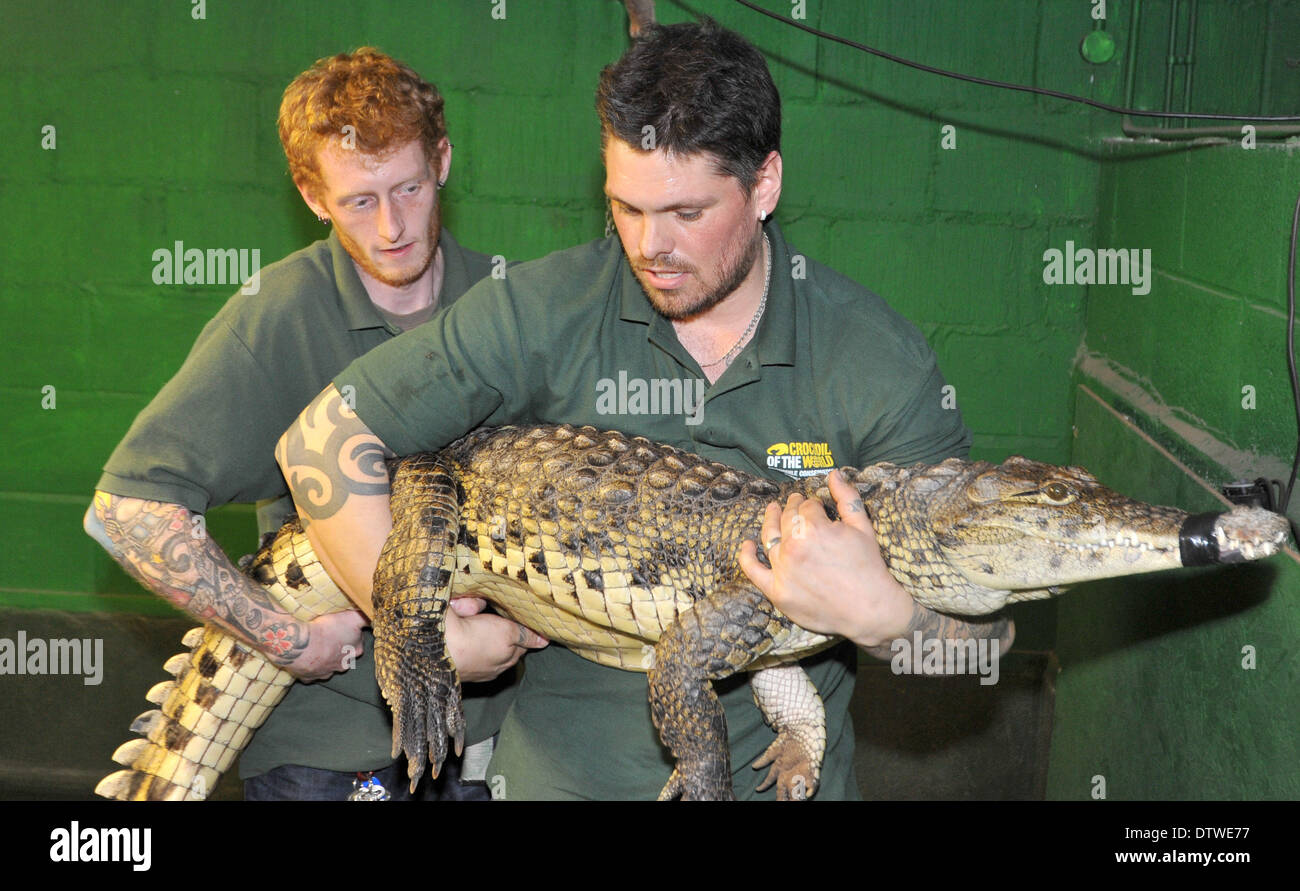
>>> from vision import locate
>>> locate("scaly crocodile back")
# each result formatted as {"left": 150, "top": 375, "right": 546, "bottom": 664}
{"left": 94, "top": 519, "right": 350, "bottom": 801}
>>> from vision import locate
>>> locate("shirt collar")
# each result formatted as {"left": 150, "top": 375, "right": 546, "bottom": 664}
{"left": 617, "top": 219, "right": 798, "bottom": 367}
{"left": 435, "top": 229, "right": 474, "bottom": 308}
{"left": 334, "top": 228, "right": 471, "bottom": 332}
{"left": 750, "top": 219, "right": 798, "bottom": 367}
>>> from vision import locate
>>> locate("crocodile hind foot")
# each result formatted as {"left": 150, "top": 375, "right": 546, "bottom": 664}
{"left": 749, "top": 664, "right": 826, "bottom": 800}
{"left": 650, "top": 583, "right": 786, "bottom": 800}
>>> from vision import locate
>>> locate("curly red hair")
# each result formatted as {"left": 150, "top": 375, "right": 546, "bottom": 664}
{"left": 278, "top": 48, "right": 447, "bottom": 197}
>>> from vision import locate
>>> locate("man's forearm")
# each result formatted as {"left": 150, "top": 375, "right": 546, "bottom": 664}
{"left": 85, "top": 491, "right": 311, "bottom": 666}
{"left": 861, "top": 602, "right": 1014, "bottom": 662}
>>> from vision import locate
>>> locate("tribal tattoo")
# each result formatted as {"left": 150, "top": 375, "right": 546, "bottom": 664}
{"left": 90, "top": 491, "right": 310, "bottom": 667}
{"left": 276, "top": 385, "right": 392, "bottom": 525}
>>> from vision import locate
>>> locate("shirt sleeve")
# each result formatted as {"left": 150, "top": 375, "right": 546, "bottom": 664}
{"left": 96, "top": 316, "right": 290, "bottom": 514}
{"left": 855, "top": 353, "right": 972, "bottom": 467}
{"left": 335, "top": 275, "right": 534, "bottom": 456}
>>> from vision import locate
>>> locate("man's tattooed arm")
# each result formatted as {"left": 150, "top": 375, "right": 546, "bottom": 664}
{"left": 861, "top": 602, "right": 1015, "bottom": 663}
{"left": 275, "top": 383, "right": 396, "bottom": 613}
{"left": 85, "top": 491, "right": 310, "bottom": 667}
{"left": 275, "top": 383, "right": 392, "bottom": 529}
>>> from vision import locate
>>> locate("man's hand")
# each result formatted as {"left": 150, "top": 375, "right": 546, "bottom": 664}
{"left": 446, "top": 602, "right": 547, "bottom": 683}
{"left": 738, "top": 469, "right": 915, "bottom": 648}
{"left": 283, "top": 610, "right": 368, "bottom": 681}
{"left": 738, "top": 469, "right": 1016, "bottom": 657}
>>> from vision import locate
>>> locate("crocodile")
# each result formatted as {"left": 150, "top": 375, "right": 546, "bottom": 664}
{"left": 96, "top": 423, "right": 1290, "bottom": 801}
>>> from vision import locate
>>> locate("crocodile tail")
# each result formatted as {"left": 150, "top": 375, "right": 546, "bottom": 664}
{"left": 94, "top": 626, "right": 293, "bottom": 801}
{"left": 94, "top": 519, "right": 353, "bottom": 801}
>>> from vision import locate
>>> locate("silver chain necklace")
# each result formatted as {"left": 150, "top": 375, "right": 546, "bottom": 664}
{"left": 699, "top": 232, "right": 771, "bottom": 369}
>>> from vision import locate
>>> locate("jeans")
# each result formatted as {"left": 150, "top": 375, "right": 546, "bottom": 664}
{"left": 243, "top": 756, "right": 490, "bottom": 801}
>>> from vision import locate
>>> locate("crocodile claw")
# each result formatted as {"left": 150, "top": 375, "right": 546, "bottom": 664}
{"left": 374, "top": 615, "right": 465, "bottom": 792}
{"left": 751, "top": 735, "right": 819, "bottom": 801}
{"left": 392, "top": 657, "right": 464, "bottom": 792}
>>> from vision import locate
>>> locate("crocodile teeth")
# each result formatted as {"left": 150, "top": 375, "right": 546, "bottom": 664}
{"left": 1061, "top": 539, "right": 1168, "bottom": 555}
{"left": 181, "top": 626, "right": 206, "bottom": 648}
{"left": 1093, "top": 539, "right": 1154, "bottom": 550}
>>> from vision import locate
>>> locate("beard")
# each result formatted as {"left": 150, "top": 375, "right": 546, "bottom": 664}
{"left": 629, "top": 227, "right": 764, "bottom": 322}
{"left": 336, "top": 206, "right": 441, "bottom": 289}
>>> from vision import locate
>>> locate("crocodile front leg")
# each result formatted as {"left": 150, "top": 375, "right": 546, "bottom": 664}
{"left": 649, "top": 583, "right": 786, "bottom": 801}
{"left": 372, "top": 454, "right": 465, "bottom": 792}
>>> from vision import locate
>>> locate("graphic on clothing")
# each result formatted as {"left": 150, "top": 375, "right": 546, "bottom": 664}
{"left": 765, "top": 440, "right": 835, "bottom": 478}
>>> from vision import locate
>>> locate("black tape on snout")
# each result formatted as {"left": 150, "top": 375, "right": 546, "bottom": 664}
{"left": 1178, "top": 512, "right": 1224, "bottom": 566}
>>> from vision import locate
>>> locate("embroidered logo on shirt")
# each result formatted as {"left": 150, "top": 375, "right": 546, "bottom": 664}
{"left": 765, "top": 441, "right": 835, "bottom": 478}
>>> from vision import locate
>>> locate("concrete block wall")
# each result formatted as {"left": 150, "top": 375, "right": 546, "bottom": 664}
{"left": 1049, "top": 0, "right": 1300, "bottom": 796}
{"left": 1085, "top": 142, "right": 1300, "bottom": 470}
{"left": 1049, "top": 391, "right": 1300, "bottom": 799}
{"left": 775, "top": 0, "right": 1113, "bottom": 466}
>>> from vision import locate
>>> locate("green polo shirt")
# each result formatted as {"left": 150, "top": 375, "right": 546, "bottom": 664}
{"left": 97, "top": 228, "right": 515, "bottom": 778}
{"left": 337, "top": 220, "right": 971, "bottom": 799}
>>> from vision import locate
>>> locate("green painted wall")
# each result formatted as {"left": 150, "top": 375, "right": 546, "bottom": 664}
{"left": 1083, "top": 141, "right": 1300, "bottom": 477}
{"left": 2, "top": 0, "right": 1112, "bottom": 614}
{"left": 1053, "top": 31, "right": 1300, "bottom": 794}
{"left": 1049, "top": 390, "right": 1300, "bottom": 798}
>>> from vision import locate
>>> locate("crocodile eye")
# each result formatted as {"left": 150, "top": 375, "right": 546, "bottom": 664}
{"left": 1044, "top": 482, "right": 1070, "bottom": 502}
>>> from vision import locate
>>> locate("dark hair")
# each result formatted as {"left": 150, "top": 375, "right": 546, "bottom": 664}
{"left": 596, "top": 18, "right": 781, "bottom": 194}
